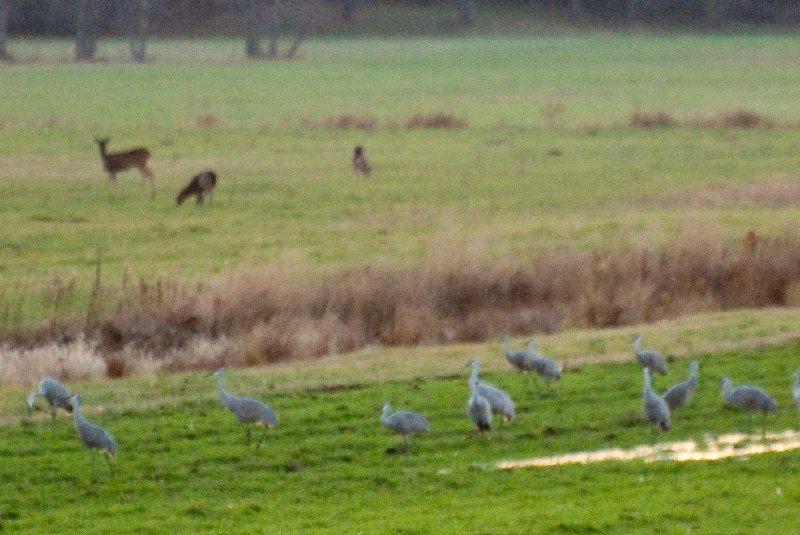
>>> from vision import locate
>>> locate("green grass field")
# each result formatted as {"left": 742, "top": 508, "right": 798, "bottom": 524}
{"left": 2, "top": 337, "right": 800, "bottom": 533}
{"left": 3, "top": 33, "right": 800, "bottom": 532}
{"left": 3, "top": 34, "right": 800, "bottom": 324}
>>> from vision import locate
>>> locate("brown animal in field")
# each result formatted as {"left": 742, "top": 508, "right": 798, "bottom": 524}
{"left": 176, "top": 170, "right": 217, "bottom": 206}
{"left": 95, "top": 138, "right": 154, "bottom": 182}
{"left": 352, "top": 145, "right": 371, "bottom": 176}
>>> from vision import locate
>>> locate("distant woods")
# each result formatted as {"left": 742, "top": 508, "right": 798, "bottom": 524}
{"left": 0, "top": 1, "right": 792, "bottom": 63}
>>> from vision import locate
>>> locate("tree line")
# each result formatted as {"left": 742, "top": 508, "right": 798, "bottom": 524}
{"left": 0, "top": 0, "right": 794, "bottom": 62}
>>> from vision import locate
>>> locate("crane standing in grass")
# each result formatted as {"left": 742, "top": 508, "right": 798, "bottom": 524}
{"left": 721, "top": 377, "right": 776, "bottom": 431}
{"left": 380, "top": 402, "right": 429, "bottom": 452}
{"left": 467, "top": 358, "right": 515, "bottom": 422}
{"left": 468, "top": 366, "right": 492, "bottom": 433}
{"left": 642, "top": 368, "right": 671, "bottom": 434}
{"left": 633, "top": 334, "right": 668, "bottom": 376}
{"left": 503, "top": 336, "right": 562, "bottom": 387}
{"left": 793, "top": 370, "right": 800, "bottom": 410}
{"left": 27, "top": 378, "right": 74, "bottom": 418}
{"left": 209, "top": 368, "right": 277, "bottom": 447}
{"left": 70, "top": 395, "right": 116, "bottom": 472}
{"left": 663, "top": 361, "right": 699, "bottom": 411}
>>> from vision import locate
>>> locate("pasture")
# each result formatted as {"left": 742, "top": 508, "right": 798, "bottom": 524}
{"left": 3, "top": 33, "right": 800, "bottom": 532}
{"left": 2, "top": 34, "right": 800, "bottom": 326}
{"left": 2, "top": 335, "right": 800, "bottom": 533}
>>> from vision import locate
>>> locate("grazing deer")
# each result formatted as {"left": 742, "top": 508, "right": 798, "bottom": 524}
{"left": 176, "top": 170, "right": 217, "bottom": 206}
{"left": 95, "top": 138, "right": 154, "bottom": 182}
{"left": 352, "top": 145, "right": 371, "bottom": 176}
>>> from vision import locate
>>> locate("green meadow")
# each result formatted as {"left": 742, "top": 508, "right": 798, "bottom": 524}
{"left": 2, "top": 34, "right": 800, "bottom": 324}
{"left": 2, "top": 336, "right": 800, "bottom": 533}
{"left": 3, "top": 33, "right": 800, "bottom": 533}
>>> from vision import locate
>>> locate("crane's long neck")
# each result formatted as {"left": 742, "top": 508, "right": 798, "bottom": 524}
{"left": 634, "top": 337, "right": 642, "bottom": 353}
{"left": 72, "top": 400, "right": 85, "bottom": 427}
{"left": 527, "top": 339, "right": 537, "bottom": 354}
{"left": 469, "top": 362, "right": 479, "bottom": 387}
{"left": 642, "top": 369, "right": 652, "bottom": 395}
{"left": 380, "top": 404, "right": 391, "bottom": 425}
{"left": 721, "top": 379, "right": 732, "bottom": 400}
{"left": 502, "top": 338, "right": 511, "bottom": 357}
{"left": 216, "top": 374, "right": 229, "bottom": 403}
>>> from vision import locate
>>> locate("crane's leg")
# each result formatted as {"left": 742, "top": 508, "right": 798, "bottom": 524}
{"left": 245, "top": 427, "right": 252, "bottom": 444}
{"left": 255, "top": 427, "right": 268, "bottom": 449}
{"left": 102, "top": 451, "right": 115, "bottom": 474}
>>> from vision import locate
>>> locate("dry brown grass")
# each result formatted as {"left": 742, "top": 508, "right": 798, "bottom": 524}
{"left": 632, "top": 108, "right": 774, "bottom": 129}
{"left": 405, "top": 112, "right": 469, "bottom": 129}
{"left": 656, "top": 177, "right": 800, "bottom": 208}
{"left": 195, "top": 114, "right": 220, "bottom": 128}
{"left": 299, "top": 114, "right": 377, "bottom": 131}
{"left": 4, "top": 231, "right": 800, "bottom": 383}
{"left": 630, "top": 110, "right": 677, "bottom": 128}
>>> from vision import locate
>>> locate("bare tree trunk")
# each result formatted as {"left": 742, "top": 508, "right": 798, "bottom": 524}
{"left": 129, "top": 0, "right": 149, "bottom": 62}
{"left": 342, "top": 0, "right": 354, "bottom": 20}
{"left": 244, "top": 0, "right": 263, "bottom": 58}
{"left": 569, "top": 0, "right": 582, "bottom": 20}
{"left": 75, "top": 0, "right": 97, "bottom": 61}
{"left": 0, "top": 0, "right": 10, "bottom": 61}
{"left": 623, "top": 0, "right": 638, "bottom": 26}
{"left": 266, "top": 0, "right": 280, "bottom": 59}
{"left": 456, "top": 0, "right": 474, "bottom": 26}
{"left": 285, "top": 17, "right": 311, "bottom": 59}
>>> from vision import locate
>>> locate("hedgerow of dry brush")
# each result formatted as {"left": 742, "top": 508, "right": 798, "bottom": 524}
{"left": 2, "top": 230, "right": 800, "bottom": 384}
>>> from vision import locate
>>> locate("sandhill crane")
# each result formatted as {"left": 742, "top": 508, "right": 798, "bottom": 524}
{"left": 663, "top": 360, "right": 699, "bottom": 411}
{"left": 633, "top": 334, "right": 668, "bottom": 375}
{"left": 503, "top": 336, "right": 562, "bottom": 387}
{"left": 27, "top": 377, "right": 73, "bottom": 418}
{"left": 467, "top": 358, "right": 515, "bottom": 422}
{"left": 380, "top": 402, "right": 429, "bottom": 452}
{"left": 176, "top": 170, "right": 217, "bottom": 206}
{"left": 793, "top": 370, "right": 800, "bottom": 410}
{"left": 352, "top": 145, "right": 370, "bottom": 176}
{"left": 69, "top": 395, "right": 116, "bottom": 472}
{"left": 209, "top": 368, "right": 277, "bottom": 447}
{"left": 95, "top": 138, "right": 153, "bottom": 182}
{"left": 642, "top": 368, "right": 671, "bottom": 434}
{"left": 468, "top": 368, "right": 492, "bottom": 433}
{"left": 721, "top": 376, "right": 776, "bottom": 425}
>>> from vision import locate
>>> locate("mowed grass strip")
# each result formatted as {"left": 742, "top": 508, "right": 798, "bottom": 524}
{"left": 1, "top": 341, "right": 800, "bottom": 533}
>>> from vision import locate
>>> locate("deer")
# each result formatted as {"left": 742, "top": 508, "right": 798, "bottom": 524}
{"left": 351, "top": 145, "right": 371, "bottom": 176}
{"left": 95, "top": 138, "right": 154, "bottom": 182}
{"left": 176, "top": 170, "right": 217, "bottom": 206}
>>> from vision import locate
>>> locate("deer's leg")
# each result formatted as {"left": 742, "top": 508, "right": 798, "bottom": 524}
{"left": 196, "top": 192, "right": 204, "bottom": 205}
{"left": 140, "top": 164, "right": 154, "bottom": 182}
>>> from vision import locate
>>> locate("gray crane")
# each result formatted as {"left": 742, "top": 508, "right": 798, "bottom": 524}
{"left": 27, "top": 377, "right": 74, "bottom": 418}
{"left": 69, "top": 395, "right": 116, "bottom": 471}
{"left": 468, "top": 367, "right": 492, "bottom": 433}
{"left": 503, "top": 336, "right": 562, "bottom": 385}
{"left": 642, "top": 368, "right": 671, "bottom": 433}
{"left": 209, "top": 368, "right": 277, "bottom": 447}
{"left": 467, "top": 358, "right": 515, "bottom": 422}
{"left": 380, "top": 402, "right": 429, "bottom": 452}
{"left": 663, "top": 360, "right": 699, "bottom": 411}
{"left": 793, "top": 371, "right": 800, "bottom": 410}
{"left": 721, "top": 377, "right": 777, "bottom": 428}
{"left": 633, "top": 334, "right": 668, "bottom": 375}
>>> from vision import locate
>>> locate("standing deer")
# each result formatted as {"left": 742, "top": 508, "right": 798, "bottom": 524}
{"left": 95, "top": 138, "right": 153, "bottom": 182}
{"left": 352, "top": 145, "right": 371, "bottom": 176}
{"left": 176, "top": 171, "right": 217, "bottom": 206}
